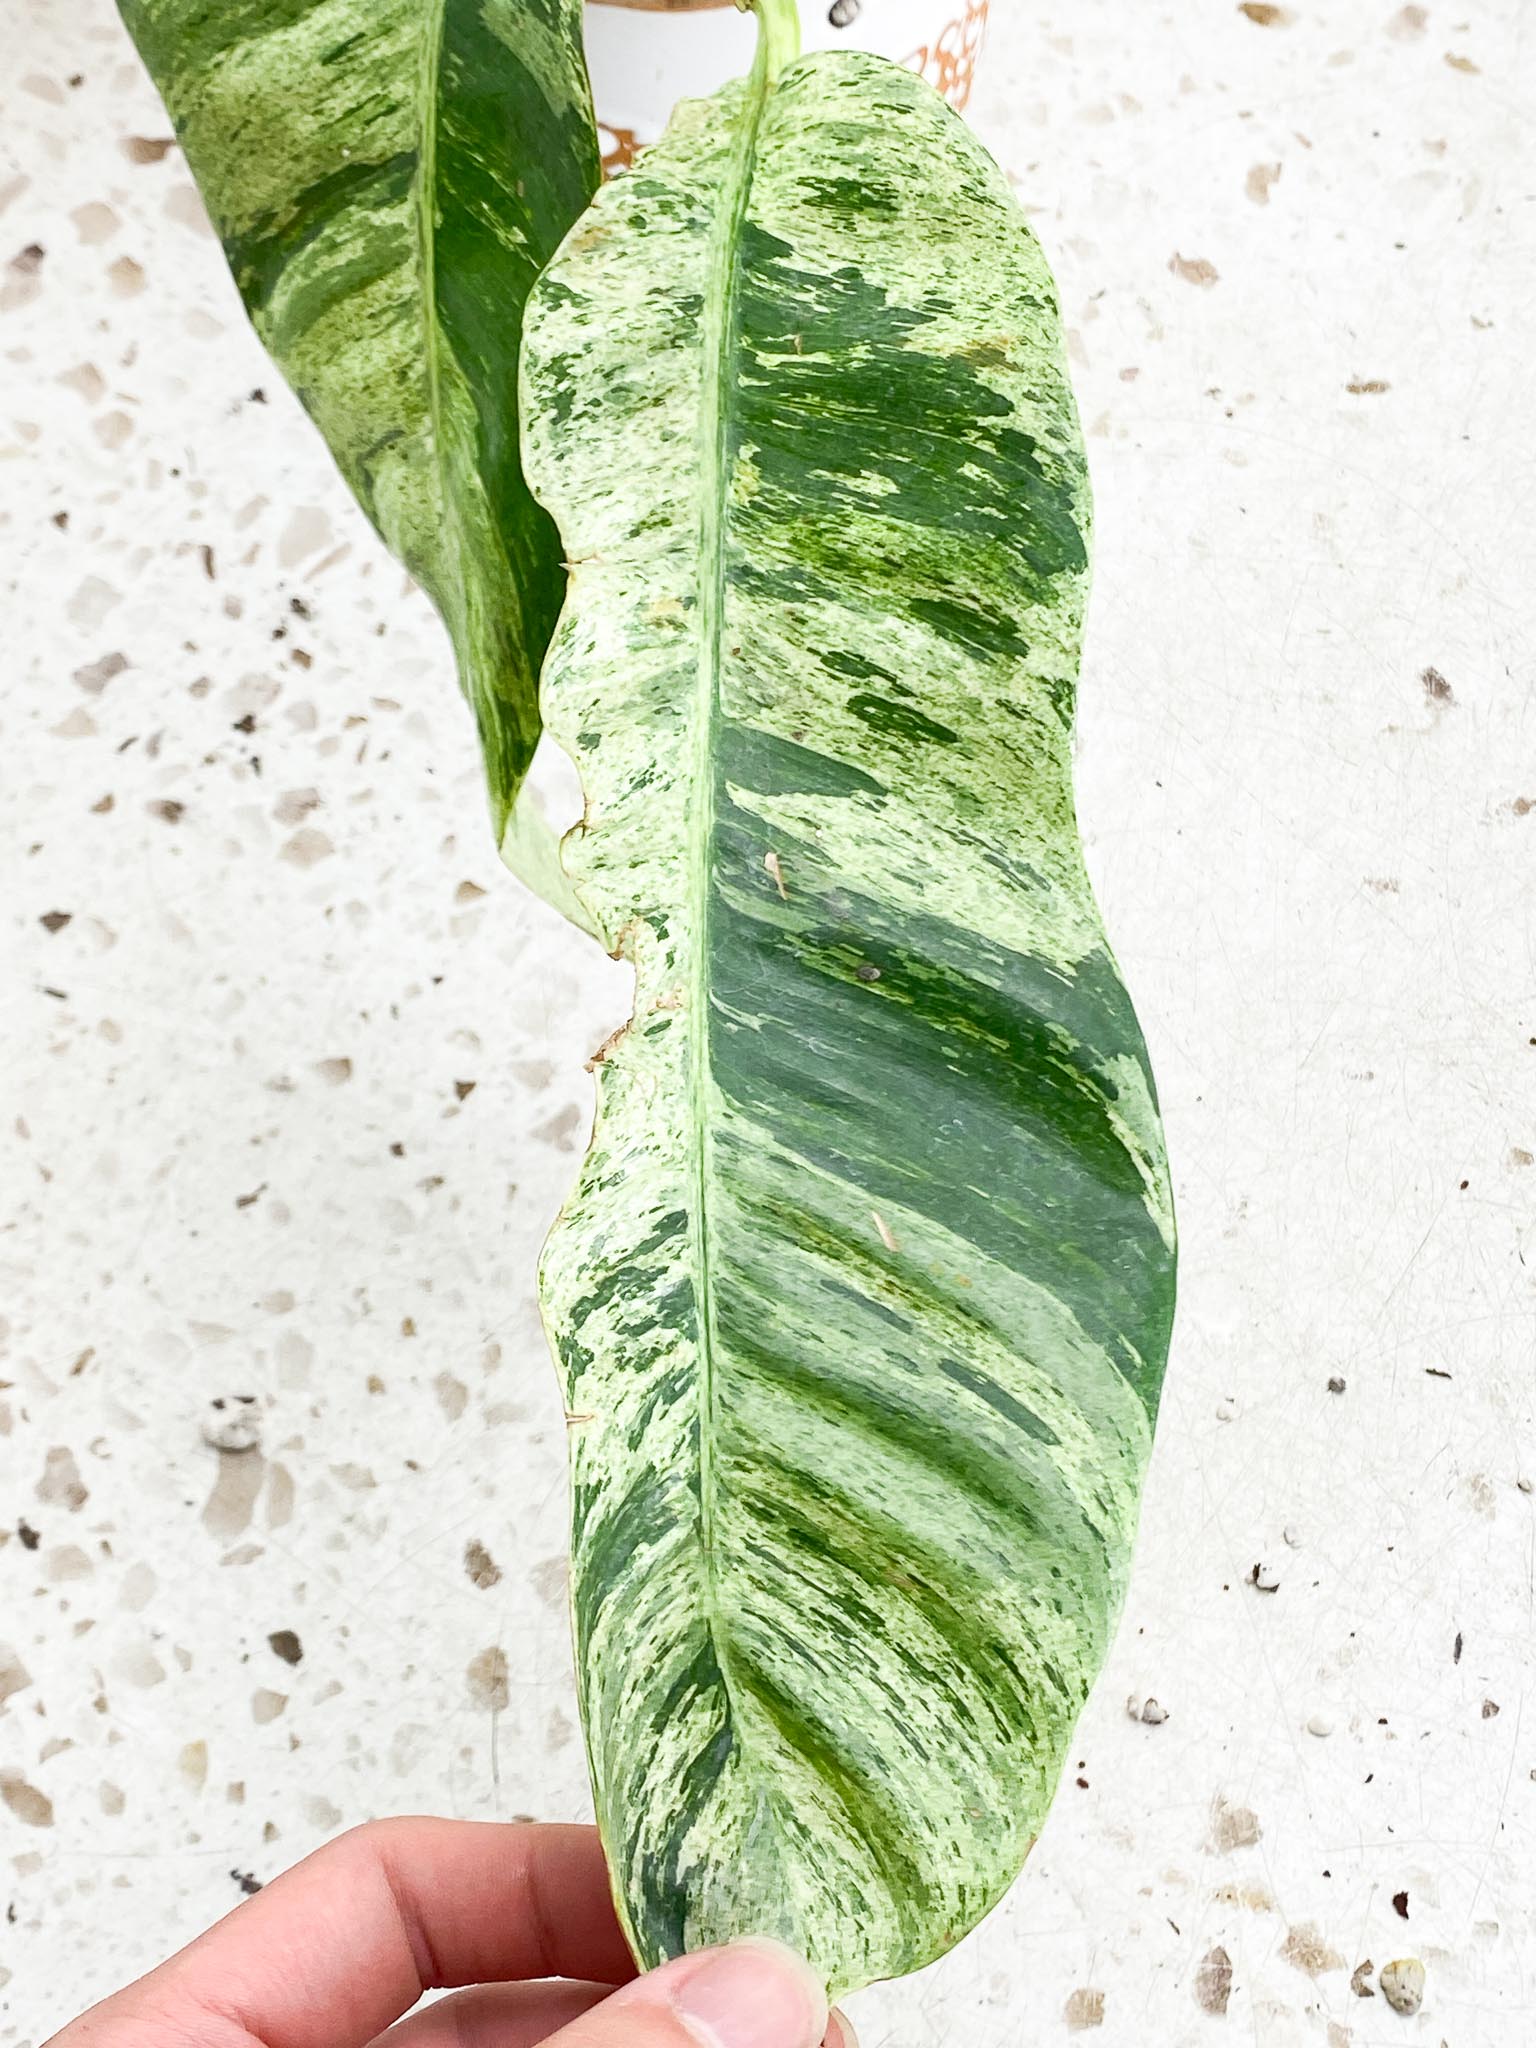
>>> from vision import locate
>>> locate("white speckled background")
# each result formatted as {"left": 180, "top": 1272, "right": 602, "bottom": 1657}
{"left": 3, "top": 3, "right": 1533, "bottom": 2044}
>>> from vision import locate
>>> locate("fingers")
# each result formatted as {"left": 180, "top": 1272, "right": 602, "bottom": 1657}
{"left": 541, "top": 1939, "right": 850, "bottom": 2048}
{"left": 368, "top": 1981, "right": 612, "bottom": 2048}
{"left": 366, "top": 1952, "right": 858, "bottom": 2048}
{"left": 46, "top": 1819, "right": 635, "bottom": 2048}
{"left": 43, "top": 1813, "right": 855, "bottom": 2048}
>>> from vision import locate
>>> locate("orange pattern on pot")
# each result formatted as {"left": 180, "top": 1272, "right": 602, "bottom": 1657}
{"left": 600, "top": 123, "right": 642, "bottom": 175}
{"left": 599, "top": 1, "right": 990, "bottom": 173}
{"left": 903, "top": 0, "right": 989, "bottom": 113}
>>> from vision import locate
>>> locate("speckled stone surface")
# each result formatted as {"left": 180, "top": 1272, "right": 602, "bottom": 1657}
{"left": 3, "top": 4, "right": 1533, "bottom": 2045}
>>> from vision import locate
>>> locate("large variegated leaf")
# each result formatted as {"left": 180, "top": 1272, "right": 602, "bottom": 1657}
{"left": 117, "top": 0, "right": 599, "bottom": 915}
{"left": 524, "top": 27, "right": 1177, "bottom": 1999}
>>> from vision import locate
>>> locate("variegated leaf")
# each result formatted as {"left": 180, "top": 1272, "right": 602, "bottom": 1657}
{"left": 117, "top": 0, "right": 599, "bottom": 915}
{"left": 524, "top": 24, "right": 1176, "bottom": 1999}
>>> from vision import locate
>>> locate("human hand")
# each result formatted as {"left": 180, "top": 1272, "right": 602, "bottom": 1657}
{"left": 45, "top": 1817, "right": 854, "bottom": 2048}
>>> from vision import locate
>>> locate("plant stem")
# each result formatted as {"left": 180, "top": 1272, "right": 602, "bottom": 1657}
{"left": 740, "top": 0, "right": 801, "bottom": 83}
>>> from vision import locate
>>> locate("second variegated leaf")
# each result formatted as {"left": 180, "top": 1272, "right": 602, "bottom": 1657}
{"left": 117, "top": 0, "right": 600, "bottom": 914}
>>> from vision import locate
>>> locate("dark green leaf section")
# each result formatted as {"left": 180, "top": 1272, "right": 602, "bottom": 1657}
{"left": 117, "top": 0, "right": 599, "bottom": 851}
{"left": 525, "top": 48, "right": 1176, "bottom": 1997}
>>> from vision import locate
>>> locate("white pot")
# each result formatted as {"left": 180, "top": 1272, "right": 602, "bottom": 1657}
{"left": 584, "top": 0, "right": 989, "bottom": 171}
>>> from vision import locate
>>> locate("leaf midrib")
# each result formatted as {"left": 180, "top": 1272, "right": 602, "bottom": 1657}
{"left": 414, "top": 0, "right": 462, "bottom": 739}
{"left": 690, "top": 48, "right": 778, "bottom": 1771}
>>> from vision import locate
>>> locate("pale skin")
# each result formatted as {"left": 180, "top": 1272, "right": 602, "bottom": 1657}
{"left": 44, "top": 1818, "right": 854, "bottom": 2048}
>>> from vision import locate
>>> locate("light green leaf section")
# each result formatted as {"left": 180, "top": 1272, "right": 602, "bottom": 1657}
{"left": 116, "top": 0, "right": 600, "bottom": 920}
{"left": 524, "top": 33, "right": 1177, "bottom": 1998}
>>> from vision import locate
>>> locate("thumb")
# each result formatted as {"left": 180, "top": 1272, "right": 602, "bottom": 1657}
{"left": 544, "top": 1937, "right": 838, "bottom": 2048}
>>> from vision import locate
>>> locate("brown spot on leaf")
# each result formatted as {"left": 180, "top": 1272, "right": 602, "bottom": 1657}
{"left": 585, "top": 1020, "right": 631, "bottom": 1072}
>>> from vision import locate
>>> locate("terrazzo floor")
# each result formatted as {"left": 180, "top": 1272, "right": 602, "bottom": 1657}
{"left": 4, "top": 3, "right": 1534, "bottom": 2044}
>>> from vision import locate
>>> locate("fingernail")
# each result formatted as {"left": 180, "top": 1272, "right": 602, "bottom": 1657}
{"left": 670, "top": 1937, "right": 829, "bottom": 2048}
{"left": 826, "top": 2012, "right": 859, "bottom": 2048}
